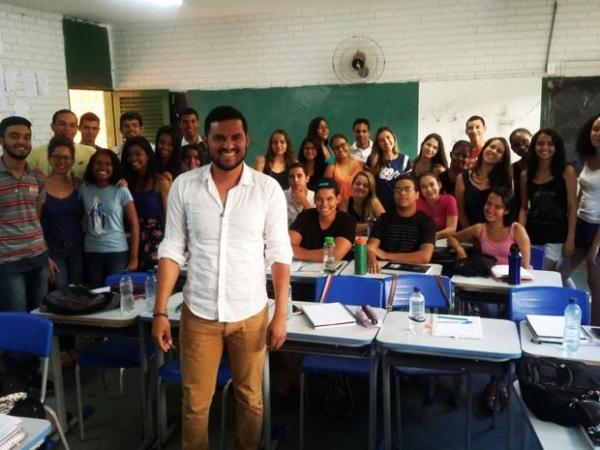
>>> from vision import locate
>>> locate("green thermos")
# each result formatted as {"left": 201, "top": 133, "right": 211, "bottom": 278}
{"left": 354, "top": 236, "right": 367, "bottom": 275}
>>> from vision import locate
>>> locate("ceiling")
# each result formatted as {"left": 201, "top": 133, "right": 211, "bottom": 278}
{"left": 1, "top": 0, "right": 365, "bottom": 24}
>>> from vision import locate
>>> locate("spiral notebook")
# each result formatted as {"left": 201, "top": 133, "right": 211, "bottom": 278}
{"left": 0, "top": 415, "right": 26, "bottom": 450}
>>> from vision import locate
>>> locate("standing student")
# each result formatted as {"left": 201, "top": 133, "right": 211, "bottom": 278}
{"left": 455, "top": 137, "right": 512, "bottom": 228}
{"left": 121, "top": 136, "right": 171, "bottom": 271}
{"left": 367, "top": 126, "right": 412, "bottom": 212}
{"left": 41, "top": 136, "right": 84, "bottom": 289}
{"left": 412, "top": 133, "right": 448, "bottom": 177}
{"left": 307, "top": 117, "right": 334, "bottom": 164}
{"left": 417, "top": 172, "right": 458, "bottom": 239}
{"left": 349, "top": 118, "right": 373, "bottom": 163}
{"left": 80, "top": 149, "right": 139, "bottom": 288}
{"left": 284, "top": 162, "right": 315, "bottom": 226}
{"left": 112, "top": 111, "right": 148, "bottom": 159}
{"left": 298, "top": 136, "right": 327, "bottom": 192}
{"left": 465, "top": 115, "right": 487, "bottom": 169}
{"left": 510, "top": 128, "right": 532, "bottom": 179}
{"left": 154, "top": 125, "right": 182, "bottom": 181}
{"left": 152, "top": 106, "right": 291, "bottom": 450}
{"left": 518, "top": 129, "right": 577, "bottom": 271}
{"left": 558, "top": 113, "right": 600, "bottom": 325}
{"left": 179, "top": 108, "right": 210, "bottom": 164}
{"left": 439, "top": 140, "right": 471, "bottom": 195}
{"left": 339, "top": 170, "right": 385, "bottom": 236}
{"left": 255, "top": 129, "right": 296, "bottom": 190}
{"left": 78, "top": 112, "right": 106, "bottom": 151}
{"left": 323, "top": 133, "right": 363, "bottom": 201}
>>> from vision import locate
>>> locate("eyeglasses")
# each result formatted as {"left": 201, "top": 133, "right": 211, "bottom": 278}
{"left": 50, "top": 155, "right": 72, "bottom": 162}
{"left": 394, "top": 186, "right": 415, "bottom": 194}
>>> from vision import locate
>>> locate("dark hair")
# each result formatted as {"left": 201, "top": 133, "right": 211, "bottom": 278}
{"left": 509, "top": 128, "right": 531, "bottom": 143}
{"left": 288, "top": 162, "right": 307, "bottom": 175}
{"left": 179, "top": 107, "right": 199, "bottom": 121}
{"left": 314, "top": 178, "right": 339, "bottom": 196}
{"left": 52, "top": 109, "right": 76, "bottom": 124}
{"left": 527, "top": 128, "right": 567, "bottom": 182}
{"left": 329, "top": 133, "right": 349, "bottom": 149}
{"left": 83, "top": 149, "right": 122, "bottom": 185}
{"left": 353, "top": 118, "right": 370, "bottom": 130}
{"left": 298, "top": 136, "right": 326, "bottom": 179}
{"left": 265, "top": 129, "right": 295, "bottom": 167}
{"left": 473, "top": 137, "right": 513, "bottom": 191}
{"left": 417, "top": 171, "right": 440, "bottom": 191}
{"left": 486, "top": 186, "right": 514, "bottom": 226}
{"left": 576, "top": 112, "right": 600, "bottom": 159}
{"left": 154, "top": 125, "right": 182, "bottom": 178}
{"left": 466, "top": 115, "right": 486, "bottom": 127}
{"left": 414, "top": 133, "right": 448, "bottom": 170}
{"left": 47, "top": 136, "right": 75, "bottom": 159}
{"left": 307, "top": 117, "right": 328, "bottom": 145}
{"left": 204, "top": 105, "right": 248, "bottom": 136}
{"left": 121, "top": 136, "right": 156, "bottom": 190}
{"left": 0, "top": 116, "right": 31, "bottom": 137}
{"left": 182, "top": 143, "right": 202, "bottom": 158}
{"left": 451, "top": 140, "right": 472, "bottom": 154}
{"left": 394, "top": 173, "right": 418, "bottom": 191}
{"left": 119, "top": 111, "right": 143, "bottom": 129}
{"left": 80, "top": 112, "right": 100, "bottom": 124}
{"left": 368, "top": 126, "right": 400, "bottom": 175}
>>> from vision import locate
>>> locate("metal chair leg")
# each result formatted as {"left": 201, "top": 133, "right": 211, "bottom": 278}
{"left": 156, "top": 376, "right": 163, "bottom": 450}
{"left": 75, "top": 364, "right": 85, "bottom": 440}
{"left": 299, "top": 372, "right": 305, "bottom": 450}
{"left": 45, "top": 404, "right": 71, "bottom": 450}
{"left": 220, "top": 380, "right": 232, "bottom": 450}
{"left": 119, "top": 368, "right": 125, "bottom": 397}
{"left": 101, "top": 369, "right": 109, "bottom": 398}
{"left": 394, "top": 370, "right": 402, "bottom": 450}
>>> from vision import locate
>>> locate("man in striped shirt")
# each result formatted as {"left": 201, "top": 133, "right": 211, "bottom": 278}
{"left": 0, "top": 116, "right": 48, "bottom": 312}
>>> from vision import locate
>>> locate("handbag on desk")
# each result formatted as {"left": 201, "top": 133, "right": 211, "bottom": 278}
{"left": 44, "top": 284, "right": 119, "bottom": 315}
{"left": 447, "top": 253, "right": 497, "bottom": 277}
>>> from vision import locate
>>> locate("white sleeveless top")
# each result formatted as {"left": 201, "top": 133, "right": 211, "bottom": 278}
{"left": 578, "top": 163, "right": 600, "bottom": 223}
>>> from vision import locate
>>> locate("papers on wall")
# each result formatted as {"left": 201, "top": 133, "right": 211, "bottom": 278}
{"left": 36, "top": 71, "right": 49, "bottom": 96}
{"left": 22, "top": 71, "right": 37, "bottom": 97}
{"left": 491, "top": 265, "right": 534, "bottom": 280}
{"left": 302, "top": 302, "right": 356, "bottom": 329}
{"left": 4, "top": 69, "right": 16, "bottom": 92}
{"left": 431, "top": 315, "right": 483, "bottom": 339}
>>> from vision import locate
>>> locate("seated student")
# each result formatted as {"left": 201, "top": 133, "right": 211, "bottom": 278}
{"left": 448, "top": 187, "right": 530, "bottom": 266}
{"left": 323, "top": 133, "right": 363, "bottom": 201}
{"left": 298, "top": 136, "right": 327, "bottom": 192}
{"left": 255, "top": 129, "right": 296, "bottom": 190}
{"left": 284, "top": 162, "right": 315, "bottom": 226}
{"left": 412, "top": 133, "right": 448, "bottom": 177}
{"left": 307, "top": 117, "right": 334, "bottom": 164}
{"left": 439, "top": 140, "right": 471, "bottom": 195}
{"left": 367, "top": 175, "right": 436, "bottom": 272}
{"left": 289, "top": 178, "right": 356, "bottom": 261}
{"left": 339, "top": 170, "right": 385, "bottom": 236}
{"left": 181, "top": 143, "right": 203, "bottom": 171}
{"left": 417, "top": 172, "right": 458, "bottom": 239}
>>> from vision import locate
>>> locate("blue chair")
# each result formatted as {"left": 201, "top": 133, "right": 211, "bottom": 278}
{"left": 0, "top": 313, "right": 71, "bottom": 450}
{"left": 384, "top": 273, "right": 452, "bottom": 311}
{"left": 74, "top": 272, "right": 155, "bottom": 440}
{"left": 299, "top": 275, "right": 385, "bottom": 450}
{"left": 509, "top": 286, "right": 591, "bottom": 325}
{"left": 156, "top": 357, "right": 232, "bottom": 450}
{"left": 530, "top": 246, "right": 546, "bottom": 271}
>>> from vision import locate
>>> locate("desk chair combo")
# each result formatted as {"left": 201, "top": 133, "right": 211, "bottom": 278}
{"left": 74, "top": 272, "right": 153, "bottom": 440}
{"left": 0, "top": 312, "right": 71, "bottom": 450}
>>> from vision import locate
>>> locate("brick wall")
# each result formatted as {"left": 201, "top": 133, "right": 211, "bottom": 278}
{"left": 0, "top": 4, "right": 69, "bottom": 145}
{"left": 111, "top": 0, "right": 600, "bottom": 91}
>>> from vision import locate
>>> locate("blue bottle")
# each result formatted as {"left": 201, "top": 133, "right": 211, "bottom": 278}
{"left": 562, "top": 298, "right": 582, "bottom": 353}
{"left": 508, "top": 244, "right": 521, "bottom": 285}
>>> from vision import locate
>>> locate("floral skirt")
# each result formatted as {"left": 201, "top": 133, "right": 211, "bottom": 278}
{"left": 138, "top": 217, "right": 164, "bottom": 271}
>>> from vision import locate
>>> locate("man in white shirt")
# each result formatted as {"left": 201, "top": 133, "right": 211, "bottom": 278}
{"left": 179, "top": 107, "right": 210, "bottom": 164}
{"left": 152, "top": 105, "right": 291, "bottom": 450}
{"left": 284, "top": 162, "right": 315, "bottom": 226}
{"left": 349, "top": 118, "right": 373, "bottom": 163}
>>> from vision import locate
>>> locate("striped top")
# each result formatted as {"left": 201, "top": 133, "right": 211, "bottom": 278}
{"left": 0, "top": 157, "right": 47, "bottom": 262}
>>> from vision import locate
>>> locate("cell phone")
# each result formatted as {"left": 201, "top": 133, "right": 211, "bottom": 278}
{"left": 591, "top": 327, "right": 600, "bottom": 339}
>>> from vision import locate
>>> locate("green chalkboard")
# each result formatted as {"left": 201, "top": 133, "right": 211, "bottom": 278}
{"left": 63, "top": 18, "right": 112, "bottom": 90}
{"left": 187, "top": 82, "right": 419, "bottom": 163}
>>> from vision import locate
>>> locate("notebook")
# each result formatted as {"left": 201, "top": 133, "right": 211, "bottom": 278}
{"left": 526, "top": 314, "right": 587, "bottom": 344}
{"left": 0, "top": 415, "right": 26, "bottom": 450}
{"left": 381, "top": 262, "right": 432, "bottom": 274}
{"left": 431, "top": 315, "right": 483, "bottom": 339}
{"left": 491, "top": 265, "right": 534, "bottom": 280}
{"left": 302, "top": 302, "right": 356, "bottom": 329}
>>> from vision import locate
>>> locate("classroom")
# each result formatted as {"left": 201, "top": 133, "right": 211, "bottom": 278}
{"left": 0, "top": 0, "right": 599, "bottom": 449}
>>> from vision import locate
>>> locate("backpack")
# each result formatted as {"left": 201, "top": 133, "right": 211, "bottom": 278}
{"left": 44, "top": 284, "right": 119, "bottom": 315}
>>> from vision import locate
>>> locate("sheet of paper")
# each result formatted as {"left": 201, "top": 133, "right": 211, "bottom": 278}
{"left": 491, "top": 265, "right": 534, "bottom": 280}
{"left": 22, "top": 70, "right": 37, "bottom": 97}
{"left": 431, "top": 315, "right": 483, "bottom": 339}
{"left": 4, "top": 69, "right": 16, "bottom": 91}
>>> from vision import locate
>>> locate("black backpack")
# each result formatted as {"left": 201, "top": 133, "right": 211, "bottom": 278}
{"left": 44, "top": 284, "right": 119, "bottom": 315}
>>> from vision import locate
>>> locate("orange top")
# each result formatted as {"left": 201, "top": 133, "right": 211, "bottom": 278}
{"left": 332, "top": 160, "right": 363, "bottom": 202}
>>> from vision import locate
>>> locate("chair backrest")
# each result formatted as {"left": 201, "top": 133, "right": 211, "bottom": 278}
{"left": 509, "top": 286, "right": 591, "bottom": 325}
{"left": 530, "top": 246, "right": 545, "bottom": 270}
{"left": 0, "top": 312, "right": 53, "bottom": 358}
{"left": 105, "top": 271, "right": 148, "bottom": 287}
{"left": 314, "top": 276, "right": 385, "bottom": 307}
{"left": 385, "top": 274, "right": 452, "bottom": 310}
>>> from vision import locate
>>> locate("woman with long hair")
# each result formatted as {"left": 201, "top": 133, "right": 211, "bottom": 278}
{"left": 323, "top": 133, "right": 363, "bottom": 201}
{"left": 154, "top": 125, "right": 182, "bottom": 181}
{"left": 307, "top": 117, "right": 334, "bottom": 164}
{"left": 254, "top": 129, "right": 296, "bottom": 189}
{"left": 298, "top": 136, "right": 328, "bottom": 192}
{"left": 417, "top": 172, "right": 458, "bottom": 239}
{"left": 339, "top": 170, "right": 385, "bottom": 236}
{"left": 412, "top": 133, "right": 448, "bottom": 177}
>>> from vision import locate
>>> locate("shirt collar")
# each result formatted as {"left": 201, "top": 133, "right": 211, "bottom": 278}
{"left": 201, "top": 162, "right": 255, "bottom": 187}
{"left": 0, "top": 155, "right": 33, "bottom": 176}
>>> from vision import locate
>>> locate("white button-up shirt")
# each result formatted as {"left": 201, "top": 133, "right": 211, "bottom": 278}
{"left": 158, "top": 163, "right": 292, "bottom": 322}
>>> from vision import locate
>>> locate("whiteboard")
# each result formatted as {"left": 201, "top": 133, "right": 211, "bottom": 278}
{"left": 418, "top": 77, "right": 542, "bottom": 163}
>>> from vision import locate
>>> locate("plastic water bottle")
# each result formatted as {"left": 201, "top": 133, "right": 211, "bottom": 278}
{"left": 323, "top": 236, "right": 337, "bottom": 273}
{"left": 508, "top": 244, "right": 521, "bottom": 285}
{"left": 287, "top": 284, "right": 293, "bottom": 321}
{"left": 408, "top": 287, "right": 425, "bottom": 334}
{"left": 119, "top": 270, "right": 134, "bottom": 314}
{"left": 562, "top": 298, "right": 582, "bottom": 353}
{"left": 144, "top": 270, "right": 157, "bottom": 314}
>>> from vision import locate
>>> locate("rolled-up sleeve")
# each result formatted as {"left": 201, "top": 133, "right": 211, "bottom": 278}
{"left": 264, "top": 181, "right": 293, "bottom": 268}
{"left": 158, "top": 177, "right": 188, "bottom": 266}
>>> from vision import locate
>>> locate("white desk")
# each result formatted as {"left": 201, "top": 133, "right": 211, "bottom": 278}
{"left": 13, "top": 417, "right": 51, "bottom": 450}
{"left": 452, "top": 270, "right": 562, "bottom": 293}
{"left": 377, "top": 311, "right": 522, "bottom": 450}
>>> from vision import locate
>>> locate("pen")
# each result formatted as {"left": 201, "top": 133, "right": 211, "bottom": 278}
{"left": 437, "top": 315, "right": 472, "bottom": 322}
{"left": 437, "top": 320, "right": 473, "bottom": 324}
{"left": 362, "top": 305, "right": 378, "bottom": 325}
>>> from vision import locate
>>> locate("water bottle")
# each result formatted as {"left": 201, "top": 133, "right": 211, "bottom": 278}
{"left": 508, "top": 244, "right": 521, "bottom": 285}
{"left": 119, "top": 270, "right": 134, "bottom": 314}
{"left": 287, "top": 284, "right": 293, "bottom": 321}
{"left": 408, "top": 287, "right": 425, "bottom": 334}
{"left": 354, "top": 236, "right": 367, "bottom": 275}
{"left": 144, "top": 269, "right": 157, "bottom": 314}
{"left": 323, "top": 236, "right": 337, "bottom": 273}
{"left": 562, "top": 298, "right": 582, "bottom": 353}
